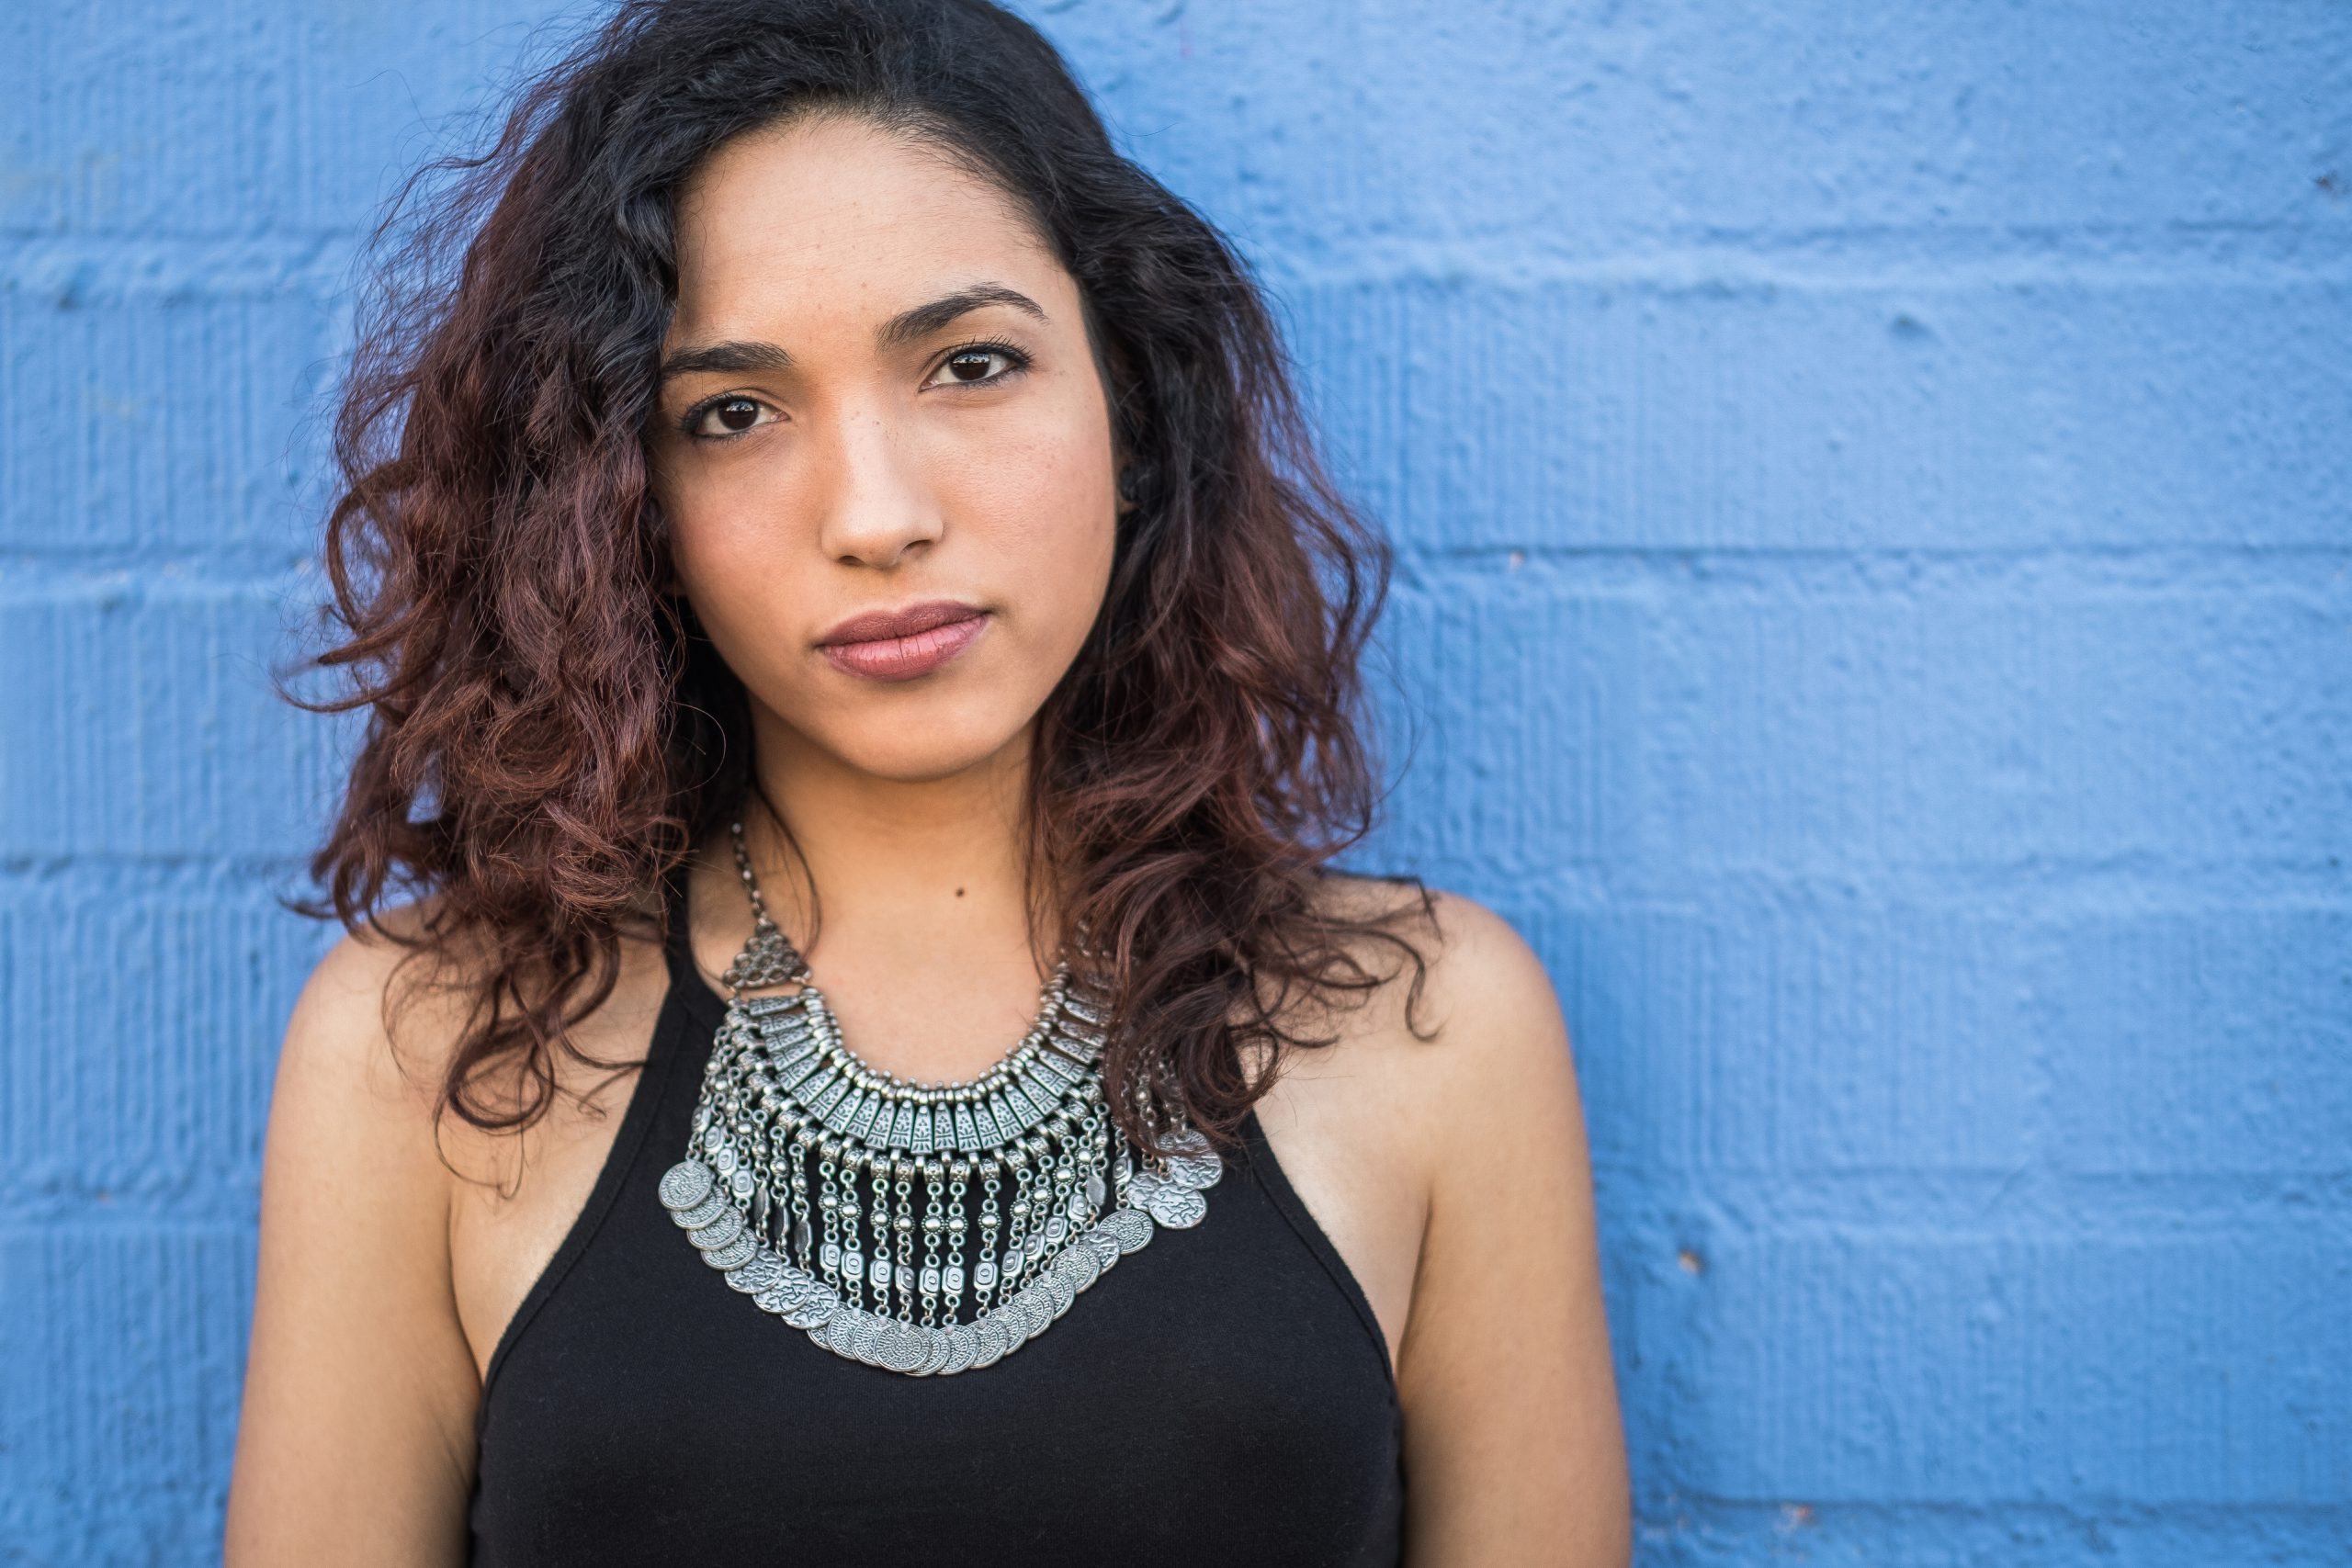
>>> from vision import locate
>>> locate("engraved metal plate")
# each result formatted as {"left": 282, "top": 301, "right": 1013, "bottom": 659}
{"left": 1022, "top": 1281, "right": 1062, "bottom": 1331}
{"left": 762, "top": 1279, "right": 837, "bottom": 1325}
{"left": 1052, "top": 1239, "right": 1102, "bottom": 1292}
{"left": 1143, "top": 1181, "right": 1208, "bottom": 1228}
{"left": 659, "top": 1159, "right": 715, "bottom": 1211}
{"left": 993, "top": 1291, "right": 1037, "bottom": 1343}
{"left": 874, "top": 1316, "right": 910, "bottom": 1371}
{"left": 825, "top": 1307, "right": 867, "bottom": 1361}
{"left": 1102, "top": 1206, "right": 1155, "bottom": 1253}
{"left": 701, "top": 1232, "right": 758, "bottom": 1270}
{"left": 673, "top": 1190, "right": 731, "bottom": 1229}
{"left": 689, "top": 1206, "right": 745, "bottom": 1249}
{"left": 726, "top": 1256, "right": 787, "bottom": 1294}
{"left": 780, "top": 1286, "right": 837, "bottom": 1331}
{"left": 1164, "top": 1151, "right": 1222, "bottom": 1190}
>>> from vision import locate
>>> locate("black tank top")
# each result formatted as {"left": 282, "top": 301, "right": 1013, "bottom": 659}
{"left": 467, "top": 874, "right": 1405, "bottom": 1565}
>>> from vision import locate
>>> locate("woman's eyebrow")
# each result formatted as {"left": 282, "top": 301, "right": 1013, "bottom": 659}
{"left": 876, "top": 282, "right": 1048, "bottom": 350}
{"left": 658, "top": 339, "right": 793, "bottom": 382}
{"left": 658, "top": 283, "right": 1049, "bottom": 384}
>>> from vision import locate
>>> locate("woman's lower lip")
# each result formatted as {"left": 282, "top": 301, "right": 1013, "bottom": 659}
{"left": 818, "top": 613, "right": 989, "bottom": 681}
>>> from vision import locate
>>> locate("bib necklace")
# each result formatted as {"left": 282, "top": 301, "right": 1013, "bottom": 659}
{"left": 658, "top": 819, "right": 1226, "bottom": 1376}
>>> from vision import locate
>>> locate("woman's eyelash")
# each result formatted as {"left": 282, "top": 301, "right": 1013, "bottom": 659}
{"left": 932, "top": 337, "right": 1033, "bottom": 389}
{"left": 676, "top": 339, "right": 1034, "bottom": 443}
{"left": 676, "top": 394, "right": 775, "bottom": 441}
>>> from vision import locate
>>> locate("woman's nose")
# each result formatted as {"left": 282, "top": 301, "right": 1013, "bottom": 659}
{"left": 812, "top": 404, "right": 944, "bottom": 570}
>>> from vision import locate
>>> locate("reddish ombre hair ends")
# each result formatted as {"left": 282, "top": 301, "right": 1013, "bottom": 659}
{"left": 295, "top": 0, "right": 1435, "bottom": 1163}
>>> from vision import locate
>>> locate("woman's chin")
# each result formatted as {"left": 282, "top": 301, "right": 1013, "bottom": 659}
{"left": 800, "top": 721, "right": 1031, "bottom": 787}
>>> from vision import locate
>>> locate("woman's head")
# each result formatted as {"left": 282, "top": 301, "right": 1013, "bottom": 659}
{"left": 305, "top": 0, "right": 1430, "bottom": 1154}
{"left": 652, "top": 111, "right": 1122, "bottom": 789}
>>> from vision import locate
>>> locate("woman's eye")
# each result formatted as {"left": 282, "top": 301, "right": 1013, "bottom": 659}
{"left": 686, "top": 396, "right": 777, "bottom": 439}
{"left": 929, "top": 344, "right": 1029, "bottom": 389}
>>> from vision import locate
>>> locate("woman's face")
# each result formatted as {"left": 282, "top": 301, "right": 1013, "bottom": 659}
{"left": 649, "top": 114, "right": 1123, "bottom": 785}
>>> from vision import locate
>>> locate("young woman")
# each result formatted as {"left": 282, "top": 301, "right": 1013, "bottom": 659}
{"left": 224, "top": 2, "right": 1629, "bottom": 1562}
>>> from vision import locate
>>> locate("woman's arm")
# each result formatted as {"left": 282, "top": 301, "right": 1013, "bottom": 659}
{"left": 222, "top": 922, "right": 481, "bottom": 1566}
{"left": 1397, "top": 895, "right": 1632, "bottom": 1567}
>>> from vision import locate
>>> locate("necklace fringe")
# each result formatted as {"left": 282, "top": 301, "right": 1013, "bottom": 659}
{"left": 657, "top": 819, "right": 1224, "bottom": 1376}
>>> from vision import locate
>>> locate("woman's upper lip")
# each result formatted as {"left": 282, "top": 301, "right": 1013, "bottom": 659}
{"left": 816, "top": 599, "right": 987, "bottom": 647}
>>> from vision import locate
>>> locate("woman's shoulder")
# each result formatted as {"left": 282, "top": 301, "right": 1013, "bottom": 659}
{"left": 1242, "top": 874, "right": 1585, "bottom": 1379}
{"left": 282, "top": 894, "right": 470, "bottom": 1133}
{"left": 230, "top": 895, "right": 495, "bottom": 1551}
{"left": 1296, "top": 869, "right": 1584, "bottom": 1166}
{"left": 1303, "top": 870, "right": 1567, "bottom": 1054}
{"left": 286, "top": 892, "right": 671, "bottom": 1140}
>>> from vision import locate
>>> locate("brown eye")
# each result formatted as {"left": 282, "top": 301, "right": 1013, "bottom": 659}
{"left": 683, "top": 395, "right": 778, "bottom": 440}
{"left": 942, "top": 350, "right": 1003, "bottom": 383}
{"left": 927, "top": 341, "right": 1032, "bottom": 390}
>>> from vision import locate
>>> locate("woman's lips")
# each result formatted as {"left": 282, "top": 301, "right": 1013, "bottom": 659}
{"left": 818, "top": 608, "right": 989, "bottom": 682}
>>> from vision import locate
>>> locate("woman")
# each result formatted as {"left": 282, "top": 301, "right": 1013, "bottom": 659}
{"left": 225, "top": 1, "right": 1630, "bottom": 1562}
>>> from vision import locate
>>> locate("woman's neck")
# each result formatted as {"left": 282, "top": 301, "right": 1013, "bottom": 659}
{"left": 739, "top": 714, "right": 1047, "bottom": 981}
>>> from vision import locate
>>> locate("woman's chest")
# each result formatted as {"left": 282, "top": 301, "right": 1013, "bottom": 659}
{"left": 446, "top": 956, "right": 673, "bottom": 1384}
{"left": 472, "top": 1144, "right": 1406, "bottom": 1566}
{"left": 447, "top": 959, "right": 1430, "bottom": 1390}
{"left": 1242, "top": 1034, "right": 1429, "bottom": 1376}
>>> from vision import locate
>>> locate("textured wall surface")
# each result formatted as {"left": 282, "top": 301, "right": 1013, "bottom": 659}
{"left": 3, "top": 2, "right": 2347, "bottom": 1563}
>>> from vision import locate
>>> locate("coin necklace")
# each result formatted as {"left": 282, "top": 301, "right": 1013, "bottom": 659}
{"left": 657, "top": 818, "right": 1226, "bottom": 1376}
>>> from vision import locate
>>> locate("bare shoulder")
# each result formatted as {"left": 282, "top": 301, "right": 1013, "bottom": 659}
{"left": 1298, "top": 872, "right": 1576, "bottom": 1120}
{"left": 279, "top": 898, "right": 473, "bottom": 1123}
{"left": 1303, "top": 874, "right": 1631, "bottom": 1566}
{"left": 225, "top": 897, "right": 487, "bottom": 1566}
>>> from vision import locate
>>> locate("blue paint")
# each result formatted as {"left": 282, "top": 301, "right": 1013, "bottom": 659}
{"left": 3, "top": 2, "right": 2346, "bottom": 1561}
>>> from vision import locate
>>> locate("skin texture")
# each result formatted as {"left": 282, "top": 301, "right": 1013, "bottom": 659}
{"left": 226, "top": 116, "right": 1631, "bottom": 1567}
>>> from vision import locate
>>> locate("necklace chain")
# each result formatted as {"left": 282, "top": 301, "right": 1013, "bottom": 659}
{"left": 658, "top": 818, "right": 1226, "bottom": 1377}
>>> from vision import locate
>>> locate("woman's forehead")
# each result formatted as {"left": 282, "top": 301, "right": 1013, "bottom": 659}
{"left": 668, "top": 120, "right": 1068, "bottom": 341}
{"left": 677, "top": 119, "right": 1040, "bottom": 272}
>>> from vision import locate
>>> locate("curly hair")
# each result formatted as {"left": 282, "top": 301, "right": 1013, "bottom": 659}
{"left": 295, "top": 0, "right": 1435, "bottom": 1164}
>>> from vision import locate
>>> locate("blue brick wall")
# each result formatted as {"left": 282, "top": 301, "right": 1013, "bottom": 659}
{"left": 3, "top": 3, "right": 2346, "bottom": 1562}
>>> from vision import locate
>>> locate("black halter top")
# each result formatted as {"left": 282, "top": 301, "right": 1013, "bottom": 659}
{"left": 466, "top": 874, "right": 1405, "bottom": 1565}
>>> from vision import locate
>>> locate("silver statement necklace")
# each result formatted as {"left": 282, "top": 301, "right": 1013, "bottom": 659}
{"left": 657, "top": 819, "right": 1226, "bottom": 1376}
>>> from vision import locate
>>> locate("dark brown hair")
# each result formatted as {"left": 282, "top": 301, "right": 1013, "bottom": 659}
{"left": 295, "top": 0, "right": 1435, "bottom": 1162}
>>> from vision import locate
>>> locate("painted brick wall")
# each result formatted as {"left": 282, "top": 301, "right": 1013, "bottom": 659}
{"left": 4, "top": 3, "right": 2346, "bottom": 1562}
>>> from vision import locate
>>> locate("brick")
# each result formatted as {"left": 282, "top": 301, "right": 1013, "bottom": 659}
{"left": 0, "top": 0, "right": 584, "bottom": 238}
{"left": 0, "top": 290, "right": 332, "bottom": 556}
{"left": 1286, "top": 276, "right": 2352, "bottom": 553}
{"left": 1645, "top": 587, "right": 2351, "bottom": 874}
{"left": 0, "top": 879, "right": 323, "bottom": 1209}
{"left": 1056, "top": 1, "right": 2352, "bottom": 244}
{"left": 0, "top": 578, "right": 355, "bottom": 859}
{"left": 1631, "top": 1232, "right": 2352, "bottom": 1506}
{"left": 0, "top": 1225, "right": 252, "bottom": 1562}
{"left": 1633, "top": 1503, "right": 2352, "bottom": 1568}
{"left": 2035, "top": 910, "right": 2352, "bottom": 1177}
{"left": 1510, "top": 900, "right": 2046, "bottom": 1178}
{"left": 1364, "top": 570, "right": 1644, "bottom": 876}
